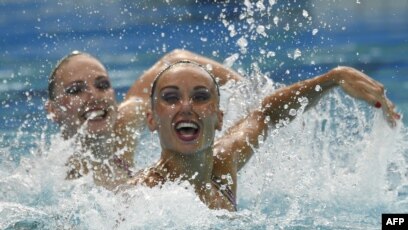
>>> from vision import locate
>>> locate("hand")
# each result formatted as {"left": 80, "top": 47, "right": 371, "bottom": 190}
{"left": 333, "top": 66, "right": 400, "bottom": 127}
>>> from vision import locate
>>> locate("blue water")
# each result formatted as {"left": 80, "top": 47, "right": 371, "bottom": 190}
{"left": 1, "top": 0, "right": 408, "bottom": 229}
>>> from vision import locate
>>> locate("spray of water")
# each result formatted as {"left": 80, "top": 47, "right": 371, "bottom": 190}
{"left": 1, "top": 1, "right": 407, "bottom": 229}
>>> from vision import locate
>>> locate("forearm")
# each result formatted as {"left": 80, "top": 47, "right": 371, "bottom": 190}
{"left": 114, "top": 97, "right": 147, "bottom": 166}
{"left": 262, "top": 69, "right": 339, "bottom": 124}
{"left": 215, "top": 65, "right": 400, "bottom": 175}
{"left": 216, "top": 69, "right": 341, "bottom": 171}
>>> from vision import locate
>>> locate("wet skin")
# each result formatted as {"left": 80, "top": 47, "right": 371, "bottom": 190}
{"left": 138, "top": 65, "right": 237, "bottom": 210}
{"left": 148, "top": 65, "right": 223, "bottom": 155}
{"left": 46, "top": 55, "right": 118, "bottom": 139}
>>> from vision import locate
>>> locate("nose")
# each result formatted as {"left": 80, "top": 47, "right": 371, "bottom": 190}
{"left": 179, "top": 98, "right": 193, "bottom": 115}
{"left": 85, "top": 85, "right": 103, "bottom": 100}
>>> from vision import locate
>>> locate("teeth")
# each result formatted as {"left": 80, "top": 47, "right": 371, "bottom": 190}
{"left": 176, "top": 122, "right": 198, "bottom": 130}
{"left": 85, "top": 110, "right": 105, "bottom": 120}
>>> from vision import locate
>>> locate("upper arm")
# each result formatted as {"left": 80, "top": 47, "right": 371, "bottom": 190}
{"left": 114, "top": 97, "right": 148, "bottom": 166}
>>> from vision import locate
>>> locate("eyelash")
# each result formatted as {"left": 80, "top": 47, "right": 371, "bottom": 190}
{"left": 192, "top": 92, "right": 210, "bottom": 102}
{"left": 65, "top": 84, "right": 85, "bottom": 95}
{"left": 162, "top": 93, "right": 180, "bottom": 103}
{"left": 64, "top": 79, "right": 111, "bottom": 95}
{"left": 161, "top": 91, "right": 210, "bottom": 103}
{"left": 96, "top": 79, "right": 111, "bottom": 90}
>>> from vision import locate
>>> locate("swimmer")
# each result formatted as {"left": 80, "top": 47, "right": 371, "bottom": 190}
{"left": 45, "top": 51, "right": 130, "bottom": 189}
{"left": 45, "top": 50, "right": 243, "bottom": 189}
{"left": 126, "top": 60, "right": 400, "bottom": 211}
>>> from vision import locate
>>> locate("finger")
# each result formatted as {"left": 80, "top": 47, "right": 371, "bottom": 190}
{"left": 375, "top": 95, "right": 400, "bottom": 127}
{"left": 339, "top": 75, "right": 400, "bottom": 127}
{"left": 352, "top": 83, "right": 399, "bottom": 127}
{"left": 382, "top": 97, "right": 401, "bottom": 123}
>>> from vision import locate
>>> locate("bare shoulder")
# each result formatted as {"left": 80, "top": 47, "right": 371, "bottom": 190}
{"left": 115, "top": 97, "right": 147, "bottom": 135}
{"left": 127, "top": 167, "right": 166, "bottom": 188}
{"left": 117, "top": 97, "right": 147, "bottom": 122}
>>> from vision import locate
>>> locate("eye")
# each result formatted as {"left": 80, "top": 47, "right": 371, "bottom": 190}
{"left": 65, "top": 83, "right": 85, "bottom": 95}
{"left": 161, "top": 92, "right": 180, "bottom": 104}
{"left": 192, "top": 90, "right": 211, "bottom": 102}
{"left": 95, "top": 77, "right": 111, "bottom": 90}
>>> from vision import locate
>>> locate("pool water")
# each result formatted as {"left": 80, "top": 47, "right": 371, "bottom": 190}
{"left": 1, "top": 0, "right": 408, "bottom": 229}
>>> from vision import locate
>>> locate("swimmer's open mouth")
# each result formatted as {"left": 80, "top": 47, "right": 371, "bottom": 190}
{"left": 83, "top": 109, "right": 108, "bottom": 121}
{"left": 175, "top": 121, "right": 200, "bottom": 142}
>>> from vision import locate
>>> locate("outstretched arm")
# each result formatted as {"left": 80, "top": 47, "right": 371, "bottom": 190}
{"left": 213, "top": 66, "right": 400, "bottom": 178}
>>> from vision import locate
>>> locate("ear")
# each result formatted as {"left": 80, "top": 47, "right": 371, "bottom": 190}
{"left": 215, "top": 109, "right": 224, "bottom": 131}
{"left": 45, "top": 100, "right": 61, "bottom": 123}
{"left": 146, "top": 110, "right": 158, "bottom": 131}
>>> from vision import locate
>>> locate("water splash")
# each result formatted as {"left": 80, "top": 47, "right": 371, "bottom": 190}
{"left": 1, "top": 0, "right": 407, "bottom": 229}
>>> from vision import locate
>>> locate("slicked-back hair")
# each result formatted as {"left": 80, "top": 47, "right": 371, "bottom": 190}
{"left": 150, "top": 60, "right": 221, "bottom": 107}
{"left": 48, "top": 50, "right": 89, "bottom": 100}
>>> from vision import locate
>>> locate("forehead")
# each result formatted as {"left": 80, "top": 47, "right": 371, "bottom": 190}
{"left": 55, "top": 55, "right": 108, "bottom": 84}
{"left": 155, "top": 65, "right": 216, "bottom": 91}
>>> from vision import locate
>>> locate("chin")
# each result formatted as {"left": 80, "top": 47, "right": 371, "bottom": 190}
{"left": 88, "top": 126, "right": 113, "bottom": 137}
{"left": 175, "top": 144, "right": 208, "bottom": 155}
{"left": 81, "top": 124, "right": 112, "bottom": 140}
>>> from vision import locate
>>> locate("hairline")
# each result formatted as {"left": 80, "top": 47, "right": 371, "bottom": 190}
{"left": 48, "top": 51, "right": 91, "bottom": 100}
{"left": 150, "top": 60, "right": 221, "bottom": 108}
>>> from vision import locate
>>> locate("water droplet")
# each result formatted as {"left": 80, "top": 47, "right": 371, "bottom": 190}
{"left": 273, "top": 16, "right": 279, "bottom": 26}
{"left": 205, "top": 183, "right": 212, "bottom": 190}
{"left": 256, "top": 25, "right": 267, "bottom": 37}
{"left": 191, "top": 172, "right": 198, "bottom": 180}
{"left": 293, "top": 49, "right": 301, "bottom": 60}
{"left": 223, "top": 53, "right": 239, "bottom": 67}
{"left": 269, "top": 0, "right": 276, "bottom": 6}
{"left": 267, "top": 51, "right": 276, "bottom": 58}
{"left": 302, "top": 10, "right": 309, "bottom": 18}
{"left": 298, "top": 97, "right": 309, "bottom": 106}
{"left": 289, "top": 109, "right": 297, "bottom": 116}
{"left": 237, "top": 37, "right": 248, "bottom": 48}
{"left": 283, "top": 23, "right": 290, "bottom": 31}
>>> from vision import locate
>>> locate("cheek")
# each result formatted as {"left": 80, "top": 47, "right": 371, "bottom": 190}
{"left": 106, "top": 89, "right": 116, "bottom": 101}
{"left": 196, "top": 103, "right": 218, "bottom": 118}
{"left": 57, "top": 96, "right": 83, "bottom": 113}
{"left": 155, "top": 103, "right": 177, "bottom": 116}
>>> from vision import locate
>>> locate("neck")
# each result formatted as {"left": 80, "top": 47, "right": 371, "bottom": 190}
{"left": 82, "top": 135, "right": 114, "bottom": 160}
{"left": 65, "top": 132, "right": 114, "bottom": 163}
{"left": 157, "top": 147, "right": 214, "bottom": 191}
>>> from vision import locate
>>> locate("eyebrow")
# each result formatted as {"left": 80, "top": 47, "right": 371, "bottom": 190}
{"left": 95, "top": 75, "right": 109, "bottom": 79}
{"left": 193, "top": 86, "right": 210, "bottom": 91}
{"left": 65, "top": 80, "right": 85, "bottom": 87}
{"left": 159, "top": 86, "right": 179, "bottom": 92}
{"left": 150, "top": 60, "right": 220, "bottom": 99}
{"left": 159, "top": 85, "right": 212, "bottom": 93}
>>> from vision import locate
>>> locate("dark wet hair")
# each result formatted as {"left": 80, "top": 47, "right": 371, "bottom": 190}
{"left": 48, "top": 50, "right": 88, "bottom": 100}
{"left": 150, "top": 60, "right": 221, "bottom": 105}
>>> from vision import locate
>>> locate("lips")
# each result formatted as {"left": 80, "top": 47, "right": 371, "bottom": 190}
{"left": 83, "top": 109, "right": 107, "bottom": 121}
{"left": 174, "top": 121, "right": 200, "bottom": 142}
{"left": 82, "top": 108, "right": 108, "bottom": 121}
